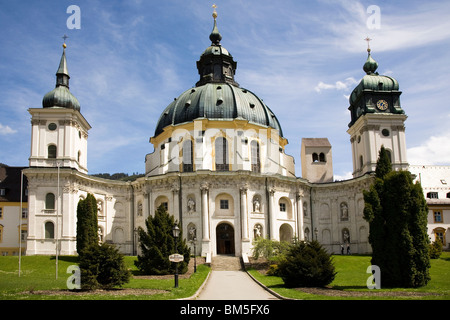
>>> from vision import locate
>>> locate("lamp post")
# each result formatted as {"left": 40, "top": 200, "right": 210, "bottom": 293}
{"left": 172, "top": 223, "right": 180, "bottom": 288}
{"left": 190, "top": 238, "right": 197, "bottom": 273}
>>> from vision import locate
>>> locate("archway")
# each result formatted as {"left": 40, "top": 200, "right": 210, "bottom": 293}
{"left": 216, "top": 223, "right": 235, "bottom": 255}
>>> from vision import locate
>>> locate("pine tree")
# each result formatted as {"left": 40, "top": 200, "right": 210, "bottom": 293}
{"left": 76, "top": 193, "right": 98, "bottom": 255}
{"left": 277, "top": 240, "right": 336, "bottom": 288}
{"left": 363, "top": 148, "right": 430, "bottom": 287}
{"left": 135, "top": 204, "right": 190, "bottom": 275}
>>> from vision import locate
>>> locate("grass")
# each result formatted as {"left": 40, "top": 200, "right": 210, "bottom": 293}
{"left": 248, "top": 252, "right": 450, "bottom": 300}
{"left": 0, "top": 255, "right": 210, "bottom": 300}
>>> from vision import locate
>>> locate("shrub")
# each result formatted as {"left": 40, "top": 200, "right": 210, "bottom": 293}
{"left": 266, "top": 264, "right": 280, "bottom": 276}
{"left": 251, "top": 237, "right": 290, "bottom": 263}
{"left": 430, "top": 239, "right": 443, "bottom": 259}
{"left": 79, "top": 243, "right": 131, "bottom": 290}
{"left": 277, "top": 240, "right": 336, "bottom": 288}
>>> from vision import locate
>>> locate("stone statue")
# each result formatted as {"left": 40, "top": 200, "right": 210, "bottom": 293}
{"left": 253, "top": 197, "right": 260, "bottom": 212}
{"left": 340, "top": 202, "right": 348, "bottom": 220}
{"left": 187, "top": 197, "right": 196, "bottom": 214}
{"left": 188, "top": 225, "right": 196, "bottom": 241}
{"left": 253, "top": 224, "right": 262, "bottom": 238}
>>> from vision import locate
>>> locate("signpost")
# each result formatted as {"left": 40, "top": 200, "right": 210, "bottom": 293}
{"left": 169, "top": 254, "right": 184, "bottom": 263}
{"left": 169, "top": 253, "right": 183, "bottom": 288}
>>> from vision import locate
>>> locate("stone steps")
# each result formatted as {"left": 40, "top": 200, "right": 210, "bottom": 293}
{"left": 212, "top": 255, "right": 243, "bottom": 271}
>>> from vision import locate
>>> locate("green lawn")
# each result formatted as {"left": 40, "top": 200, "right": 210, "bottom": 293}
{"left": 0, "top": 255, "right": 210, "bottom": 300}
{"left": 248, "top": 252, "right": 450, "bottom": 300}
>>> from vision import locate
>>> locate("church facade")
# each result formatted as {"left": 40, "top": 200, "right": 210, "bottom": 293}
{"left": 23, "top": 13, "right": 409, "bottom": 259}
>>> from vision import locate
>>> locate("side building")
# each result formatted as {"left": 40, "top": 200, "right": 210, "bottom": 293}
{"left": 0, "top": 164, "right": 28, "bottom": 256}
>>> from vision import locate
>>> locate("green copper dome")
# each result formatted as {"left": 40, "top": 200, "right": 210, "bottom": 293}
{"left": 154, "top": 11, "right": 283, "bottom": 137}
{"left": 154, "top": 83, "right": 283, "bottom": 137}
{"left": 349, "top": 51, "right": 400, "bottom": 106}
{"left": 42, "top": 45, "right": 80, "bottom": 111}
{"left": 348, "top": 49, "right": 404, "bottom": 127}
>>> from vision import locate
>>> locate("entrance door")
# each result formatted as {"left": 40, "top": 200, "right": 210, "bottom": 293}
{"left": 216, "top": 223, "right": 235, "bottom": 254}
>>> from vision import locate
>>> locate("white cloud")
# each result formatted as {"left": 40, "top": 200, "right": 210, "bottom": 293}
{"left": 408, "top": 131, "right": 450, "bottom": 165}
{"left": 0, "top": 124, "right": 17, "bottom": 135}
{"left": 314, "top": 77, "right": 358, "bottom": 93}
{"left": 334, "top": 171, "right": 353, "bottom": 181}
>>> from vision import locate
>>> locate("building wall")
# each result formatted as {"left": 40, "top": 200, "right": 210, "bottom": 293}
{"left": 0, "top": 202, "right": 27, "bottom": 256}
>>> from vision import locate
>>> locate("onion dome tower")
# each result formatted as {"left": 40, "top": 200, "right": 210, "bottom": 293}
{"left": 42, "top": 42, "right": 81, "bottom": 111}
{"left": 347, "top": 39, "right": 408, "bottom": 178}
{"left": 28, "top": 39, "right": 90, "bottom": 173}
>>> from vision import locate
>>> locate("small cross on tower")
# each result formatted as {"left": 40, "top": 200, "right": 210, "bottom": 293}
{"left": 364, "top": 36, "right": 372, "bottom": 52}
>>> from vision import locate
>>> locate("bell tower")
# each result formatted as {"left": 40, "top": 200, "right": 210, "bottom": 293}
{"left": 347, "top": 42, "right": 408, "bottom": 178}
{"left": 28, "top": 41, "right": 91, "bottom": 174}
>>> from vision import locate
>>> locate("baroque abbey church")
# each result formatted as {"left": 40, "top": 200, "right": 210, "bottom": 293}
{"left": 23, "top": 11, "right": 409, "bottom": 259}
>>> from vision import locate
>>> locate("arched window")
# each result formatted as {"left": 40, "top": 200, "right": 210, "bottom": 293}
{"left": 182, "top": 140, "right": 193, "bottom": 172}
{"left": 48, "top": 145, "right": 57, "bottom": 159}
{"left": 215, "top": 137, "right": 229, "bottom": 171}
{"left": 251, "top": 140, "right": 260, "bottom": 173}
{"left": 319, "top": 152, "right": 326, "bottom": 162}
{"left": 45, "top": 221, "right": 54, "bottom": 239}
{"left": 312, "top": 153, "right": 319, "bottom": 162}
{"left": 45, "top": 193, "right": 55, "bottom": 210}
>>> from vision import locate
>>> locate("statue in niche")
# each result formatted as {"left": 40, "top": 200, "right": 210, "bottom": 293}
{"left": 340, "top": 202, "right": 348, "bottom": 221}
{"left": 253, "top": 224, "right": 262, "bottom": 239}
{"left": 188, "top": 225, "right": 197, "bottom": 241}
{"left": 97, "top": 200, "right": 103, "bottom": 215}
{"left": 253, "top": 197, "right": 260, "bottom": 212}
{"left": 187, "top": 197, "right": 196, "bottom": 214}
{"left": 343, "top": 229, "right": 350, "bottom": 244}
{"left": 303, "top": 202, "right": 308, "bottom": 217}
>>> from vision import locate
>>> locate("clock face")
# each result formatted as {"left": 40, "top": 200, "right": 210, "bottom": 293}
{"left": 376, "top": 99, "right": 389, "bottom": 111}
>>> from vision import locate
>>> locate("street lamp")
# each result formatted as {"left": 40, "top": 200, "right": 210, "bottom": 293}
{"left": 190, "top": 238, "right": 197, "bottom": 273}
{"left": 172, "top": 223, "right": 180, "bottom": 288}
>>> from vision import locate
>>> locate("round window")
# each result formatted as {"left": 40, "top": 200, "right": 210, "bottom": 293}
{"left": 48, "top": 123, "right": 57, "bottom": 131}
{"left": 382, "top": 129, "right": 390, "bottom": 137}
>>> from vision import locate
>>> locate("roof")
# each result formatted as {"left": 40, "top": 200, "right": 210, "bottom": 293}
{"left": 302, "top": 138, "right": 331, "bottom": 147}
{"left": 0, "top": 165, "right": 28, "bottom": 202}
{"left": 154, "top": 82, "right": 283, "bottom": 137}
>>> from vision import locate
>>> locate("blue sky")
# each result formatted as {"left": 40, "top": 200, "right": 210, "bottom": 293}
{"left": 1, "top": 0, "right": 450, "bottom": 179}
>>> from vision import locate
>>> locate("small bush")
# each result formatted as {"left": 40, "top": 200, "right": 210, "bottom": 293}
{"left": 277, "top": 240, "right": 336, "bottom": 288}
{"left": 251, "top": 237, "right": 290, "bottom": 262}
{"left": 430, "top": 239, "right": 443, "bottom": 259}
{"left": 79, "top": 243, "right": 131, "bottom": 290}
{"left": 266, "top": 264, "right": 280, "bottom": 276}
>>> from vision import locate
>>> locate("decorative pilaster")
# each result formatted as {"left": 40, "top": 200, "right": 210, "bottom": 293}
{"left": 240, "top": 185, "right": 249, "bottom": 241}
{"left": 296, "top": 190, "right": 305, "bottom": 241}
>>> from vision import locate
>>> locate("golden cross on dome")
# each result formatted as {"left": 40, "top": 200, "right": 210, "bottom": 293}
{"left": 364, "top": 36, "right": 372, "bottom": 52}
{"left": 212, "top": 4, "right": 218, "bottom": 19}
{"left": 62, "top": 34, "right": 69, "bottom": 48}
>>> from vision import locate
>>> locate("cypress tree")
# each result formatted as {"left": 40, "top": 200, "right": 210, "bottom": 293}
{"left": 76, "top": 193, "right": 99, "bottom": 255}
{"left": 135, "top": 204, "right": 190, "bottom": 275}
{"left": 363, "top": 148, "right": 430, "bottom": 287}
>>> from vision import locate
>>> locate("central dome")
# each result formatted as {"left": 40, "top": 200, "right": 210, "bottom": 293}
{"left": 154, "top": 12, "right": 283, "bottom": 138}
{"left": 154, "top": 83, "right": 283, "bottom": 137}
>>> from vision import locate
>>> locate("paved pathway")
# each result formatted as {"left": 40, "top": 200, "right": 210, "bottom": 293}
{"left": 195, "top": 256, "right": 278, "bottom": 300}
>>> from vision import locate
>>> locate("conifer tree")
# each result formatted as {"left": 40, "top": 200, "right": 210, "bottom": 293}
{"left": 76, "top": 193, "right": 99, "bottom": 255}
{"left": 363, "top": 147, "right": 430, "bottom": 287}
{"left": 135, "top": 204, "right": 190, "bottom": 275}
